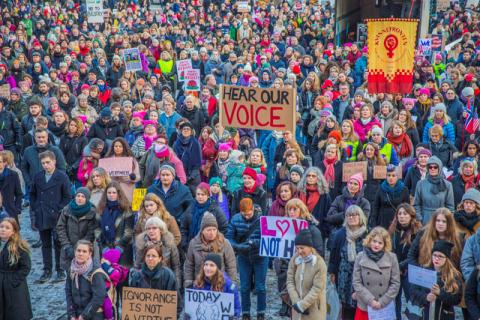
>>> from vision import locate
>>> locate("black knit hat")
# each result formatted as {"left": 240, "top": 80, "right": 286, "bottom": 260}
{"left": 204, "top": 253, "right": 222, "bottom": 269}
{"left": 295, "top": 229, "right": 313, "bottom": 247}
{"left": 432, "top": 240, "right": 454, "bottom": 257}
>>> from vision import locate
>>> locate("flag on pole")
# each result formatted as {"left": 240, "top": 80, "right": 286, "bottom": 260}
{"left": 465, "top": 98, "right": 479, "bottom": 135}
{"left": 366, "top": 18, "right": 419, "bottom": 94}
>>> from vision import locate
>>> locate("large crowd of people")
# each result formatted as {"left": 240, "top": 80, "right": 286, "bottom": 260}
{"left": 1, "top": 0, "right": 480, "bottom": 320}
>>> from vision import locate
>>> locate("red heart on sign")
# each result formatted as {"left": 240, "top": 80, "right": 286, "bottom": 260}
{"left": 275, "top": 220, "right": 290, "bottom": 237}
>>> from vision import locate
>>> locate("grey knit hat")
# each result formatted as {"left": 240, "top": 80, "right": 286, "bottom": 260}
{"left": 462, "top": 87, "right": 475, "bottom": 98}
{"left": 200, "top": 212, "right": 218, "bottom": 231}
{"left": 462, "top": 188, "right": 480, "bottom": 205}
{"left": 76, "top": 187, "right": 91, "bottom": 202}
{"left": 289, "top": 165, "right": 305, "bottom": 177}
{"left": 159, "top": 164, "right": 176, "bottom": 176}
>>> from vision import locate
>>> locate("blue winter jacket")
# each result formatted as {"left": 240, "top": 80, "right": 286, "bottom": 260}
{"left": 422, "top": 119, "right": 456, "bottom": 144}
{"left": 353, "top": 55, "right": 367, "bottom": 88}
{"left": 147, "top": 180, "right": 194, "bottom": 225}
{"left": 226, "top": 212, "right": 261, "bottom": 259}
{"left": 461, "top": 230, "right": 480, "bottom": 281}
{"left": 261, "top": 132, "right": 283, "bottom": 192}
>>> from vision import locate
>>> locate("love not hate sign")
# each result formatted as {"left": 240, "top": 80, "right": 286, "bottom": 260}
{"left": 260, "top": 216, "right": 308, "bottom": 259}
{"left": 219, "top": 85, "right": 296, "bottom": 132}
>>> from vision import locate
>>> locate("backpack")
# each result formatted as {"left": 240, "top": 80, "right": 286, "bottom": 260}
{"left": 88, "top": 268, "right": 117, "bottom": 318}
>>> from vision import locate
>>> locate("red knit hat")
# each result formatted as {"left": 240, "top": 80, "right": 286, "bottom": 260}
{"left": 322, "top": 79, "right": 334, "bottom": 89}
{"left": 243, "top": 167, "right": 258, "bottom": 181}
{"left": 328, "top": 130, "right": 342, "bottom": 143}
{"left": 292, "top": 64, "right": 301, "bottom": 75}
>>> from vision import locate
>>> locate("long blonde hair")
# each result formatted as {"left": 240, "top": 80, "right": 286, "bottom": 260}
{"left": 1, "top": 218, "right": 30, "bottom": 265}
{"left": 138, "top": 193, "right": 172, "bottom": 223}
{"left": 363, "top": 227, "right": 392, "bottom": 252}
{"left": 419, "top": 208, "right": 462, "bottom": 267}
{"left": 285, "top": 198, "right": 313, "bottom": 221}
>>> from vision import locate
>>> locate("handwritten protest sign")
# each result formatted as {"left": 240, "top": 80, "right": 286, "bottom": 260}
{"left": 237, "top": 1, "right": 250, "bottom": 12}
{"left": 86, "top": 0, "right": 104, "bottom": 23}
{"left": 260, "top": 216, "right": 308, "bottom": 259}
{"left": 342, "top": 162, "right": 367, "bottom": 182}
{"left": 373, "top": 165, "right": 403, "bottom": 180}
{"left": 122, "top": 287, "right": 177, "bottom": 320}
{"left": 219, "top": 85, "right": 296, "bottom": 132}
{"left": 418, "top": 38, "right": 432, "bottom": 56}
{"left": 98, "top": 157, "right": 133, "bottom": 177}
{"left": 123, "top": 48, "right": 142, "bottom": 72}
{"left": 368, "top": 301, "right": 395, "bottom": 320}
{"left": 132, "top": 188, "right": 147, "bottom": 211}
{"left": 408, "top": 264, "right": 437, "bottom": 289}
{"left": 176, "top": 59, "right": 192, "bottom": 81}
{"left": 184, "top": 289, "right": 234, "bottom": 320}
{"left": 0, "top": 84, "right": 10, "bottom": 99}
{"left": 184, "top": 69, "right": 201, "bottom": 91}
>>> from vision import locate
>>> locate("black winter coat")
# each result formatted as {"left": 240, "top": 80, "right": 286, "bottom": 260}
{"left": 129, "top": 265, "right": 177, "bottom": 291}
{"left": 30, "top": 170, "right": 71, "bottom": 231}
{"left": 0, "top": 244, "right": 32, "bottom": 320}
{"left": 0, "top": 109, "right": 22, "bottom": 148}
{"left": 21, "top": 144, "right": 67, "bottom": 187}
{"left": 405, "top": 166, "right": 423, "bottom": 197}
{"left": 0, "top": 168, "right": 22, "bottom": 218}
{"left": 465, "top": 267, "right": 480, "bottom": 320}
{"left": 86, "top": 119, "right": 123, "bottom": 142}
{"left": 66, "top": 264, "right": 106, "bottom": 320}
{"left": 318, "top": 161, "right": 343, "bottom": 200}
{"left": 451, "top": 174, "right": 477, "bottom": 208}
{"left": 231, "top": 186, "right": 267, "bottom": 216}
{"left": 59, "top": 134, "right": 89, "bottom": 178}
{"left": 371, "top": 183, "right": 410, "bottom": 229}
{"left": 391, "top": 227, "right": 419, "bottom": 273}
{"left": 179, "top": 106, "right": 205, "bottom": 136}
{"left": 326, "top": 187, "right": 371, "bottom": 231}
{"left": 409, "top": 270, "right": 462, "bottom": 320}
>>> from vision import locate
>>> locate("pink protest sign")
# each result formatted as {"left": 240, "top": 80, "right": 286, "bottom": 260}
{"left": 259, "top": 216, "right": 308, "bottom": 258}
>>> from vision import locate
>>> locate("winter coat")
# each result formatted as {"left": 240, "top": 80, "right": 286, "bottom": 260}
{"left": 59, "top": 134, "right": 89, "bottom": 178}
{"left": 287, "top": 252, "right": 327, "bottom": 320}
{"left": 353, "top": 118, "right": 382, "bottom": 143}
{"left": 147, "top": 180, "right": 194, "bottom": 226}
{"left": 451, "top": 174, "right": 480, "bottom": 208}
{"left": 318, "top": 160, "right": 343, "bottom": 200}
{"left": 328, "top": 227, "right": 367, "bottom": 308}
{"left": 30, "top": 170, "right": 71, "bottom": 231}
{"left": 352, "top": 251, "right": 401, "bottom": 311}
{"left": 454, "top": 210, "right": 480, "bottom": 239}
{"left": 95, "top": 210, "right": 134, "bottom": 267}
{"left": 377, "top": 109, "right": 398, "bottom": 135}
{"left": 77, "top": 158, "right": 95, "bottom": 186}
{"left": 86, "top": 119, "right": 123, "bottom": 143}
{"left": 56, "top": 204, "right": 98, "bottom": 269}
{"left": 409, "top": 268, "right": 462, "bottom": 320}
{"left": 134, "top": 231, "right": 181, "bottom": 286}
{"left": 371, "top": 183, "right": 410, "bottom": 229}
{"left": 179, "top": 107, "right": 205, "bottom": 136}
{"left": 461, "top": 230, "right": 480, "bottom": 281}
{"left": 134, "top": 212, "right": 181, "bottom": 246}
{"left": 21, "top": 144, "right": 66, "bottom": 187}
{"left": 192, "top": 273, "right": 241, "bottom": 317}
{"left": 159, "top": 112, "right": 182, "bottom": 140}
{"left": 231, "top": 185, "right": 267, "bottom": 215}
{"left": 261, "top": 131, "right": 283, "bottom": 191}
{"left": 139, "top": 148, "right": 187, "bottom": 187}
{"left": 298, "top": 190, "right": 331, "bottom": 238}
{"left": 326, "top": 187, "right": 371, "bottom": 231}
{"left": 405, "top": 165, "right": 424, "bottom": 196}
{"left": 391, "top": 227, "right": 419, "bottom": 273}
{"left": 129, "top": 263, "right": 178, "bottom": 290}
{"left": 181, "top": 202, "right": 228, "bottom": 250}
{"left": 183, "top": 234, "right": 237, "bottom": 288}
{"left": 413, "top": 178, "right": 454, "bottom": 224}
{"left": 424, "top": 139, "right": 457, "bottom": 169}
{"left": 464, "top": 267, "right": 480, "bottom": 320}
{"left": 0, "top": 109, "right": 22, "bottom": 149}
{"left": 66, "top": 264, "right": 107, "bottom": 320}
{"left": 422, "top": 120, "right": 456, "bottom": 144}
{"left": 0, "top": 243, "right": 32, "bottom": 320}
{"left": 0, "top": 168, "right": 22, "bottom": 218}
{"left": 226, "top": 212, "right": 262, "bottom": 260}
{"left": 445, "top": 97, "right": 464, "bottom": 125}
{"left": 226, "top": 162, "right": 246, "bottom": 194}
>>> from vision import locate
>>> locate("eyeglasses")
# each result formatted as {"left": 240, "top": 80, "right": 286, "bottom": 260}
{"left": 347, "top": 213, "right": 359, "bottom": 217}
{"left": 432, "top": 253, "right": 446, "bottom": 260}
{"left": 428, "top": 165, "right": 439, "bottom": 169}
{"left": 306, "top": 174, "right": 317, "bottom": 177}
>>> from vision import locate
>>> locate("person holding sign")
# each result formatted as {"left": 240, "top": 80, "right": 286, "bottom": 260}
{"left": 191, "top": 253, "right": 241, "bottom": 319}
{"left": 371, "top": 165, "right": 410, "bottom": 229}
{"left": 352, "top": 227, "right": 400, "bottom": 320}
{"left": 286, "top": 229, "right": 327, "bottom": 320}
{"left": 226, "top": 198, "right": 266, "bottom": 319}
{"left": 328, "top": 205, "right": 369, "bottom": 319}
{"left": 66, "top": 240, "right": 107, "bottom": 320}
{"left": 409, "top": 240, "right": 463, "bottom": 320}
{"left": 357, "top": 142, "right": 387, "bottom": 209}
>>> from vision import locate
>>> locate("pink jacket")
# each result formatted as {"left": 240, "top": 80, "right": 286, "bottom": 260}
{"left": 77, "top": 159, "right": 95, "bottom": 186}
{"left": 353, "top": 118, "right": 382, "bottom": 143}
{"left": 154, "top": 151, "right": 187, "bottom": 184}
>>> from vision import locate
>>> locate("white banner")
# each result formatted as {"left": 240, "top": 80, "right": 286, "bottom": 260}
{"left": 184, "top": 289, "right": 234, "bottom": 319}
{"left": 260, "top": 216, "right": 308, "bottom": 259}
{"left": 86, "top": 0, "right": 104, "bottom": 24}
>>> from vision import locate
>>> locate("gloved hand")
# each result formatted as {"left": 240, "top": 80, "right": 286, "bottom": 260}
{"left": 293, "top": 303, "right": 309, "bottom": 315}
{"left": 129, "top": 173, "right": 136, "bottom": 181}
{"left": 236, "top": 244, "right": 250, "bottom": 254}
{"left": 64, "top": 245, "right": 75, "bottom": 259}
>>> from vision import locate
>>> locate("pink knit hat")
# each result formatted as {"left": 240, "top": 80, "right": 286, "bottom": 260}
{"left": 142, "top": 119, "right": 157, "bottom": 128}
{"left": 154, "top": 144, "right": 169, "bottom": 159}
{"left": 132, "top": 111, "right": 147, "bottom": 119}
{"left": 218, "top": 142, "right": 233, "bottom": 152}
{"left": 348, "top": 172, "right": 364, "bottom": 190}
{"left": 419, "top": 88, "right": 430, "bottom": 96}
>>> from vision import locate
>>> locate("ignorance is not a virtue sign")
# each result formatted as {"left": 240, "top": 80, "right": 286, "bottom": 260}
{"left": 219, "top": 85, "right": 297, "bottom": 133}
{"left": 260, "top": 216, "right": 308, "bottom": 259}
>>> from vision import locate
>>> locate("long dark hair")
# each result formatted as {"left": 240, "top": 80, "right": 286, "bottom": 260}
{"left": 98, "top": 181, "right": 131, "bottom": 213}
{"left": 194, "top": 263, "right": 225, "bottom": 292}
{"left": 388, "top": 203, "right": 422, "bottom": 246}
{"left": 105, "top": 137, "right": 134, "bottom": 157}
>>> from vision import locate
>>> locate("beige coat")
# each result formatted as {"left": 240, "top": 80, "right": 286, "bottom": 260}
{"left": 287, "top": 252, "right": 327, "bottom": 320}
{"left": 352, "top": 251, "right": 401, "bottom": 311}
{"left": 183, "top": 234, "right": 237, "bottom": 288}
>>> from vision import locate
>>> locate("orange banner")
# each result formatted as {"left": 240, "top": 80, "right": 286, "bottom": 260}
{"left": 367, "top": 19, "right": 419, "bottom": 94}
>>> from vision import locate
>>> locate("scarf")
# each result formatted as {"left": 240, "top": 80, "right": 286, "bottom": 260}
{"left": 462, "top": 174, "right": 476, "bottom": 191}
{"left": 360, "top": 117, "right": 372, "bottom": 125}
{"left": 427, "top": 174, "right": 447, "bottom": 194}
{"left": 387, "top": 131, "right": 413, "bottom": 158}
{"left": 70, "top": 257, "right": 93, "bottom": 289}
{"left": 380, "top": 179, "right": 405, "bottom": 195}
{"left": 295, "top": 254, "right": 315, "bottom": 265}
{"left": 270, "top": 198, "right": 287, "bottom": 216}
{"left": 69, "top": 199, "right": 93, "bottom": 217}
{"left": 455, "top": 210, "right": 480, "bottom": 232}
{"left": 323, "top": 157, "right": 336, "bottom": 187}
{"left": 189, "top": 199, "right": 212, "bottom": 239}
{"left": 176, "top": 135, "right": 202, "bottom": 172}
{"left": 346, "top": 225, "right": 367, "bottom": 262}
{"left": 418, "top": 164, "right": 427, "bottom": 179}
{"left": 143, "top": 134, "right": 157, "bottom": 151}
{"left": 243, "top": 182, "right": 258, "bottom": 194}
{"left": 142, "top": 262, "right": 161, "bottom": 279}
{"left": 299, "top": 185, "right": 320, "bottom": 212}
{"left": 364, "top": 247, "right": 385, "bottom": 262}
{"left": 100, "top": 200, "right": 121, "bottom": 244}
